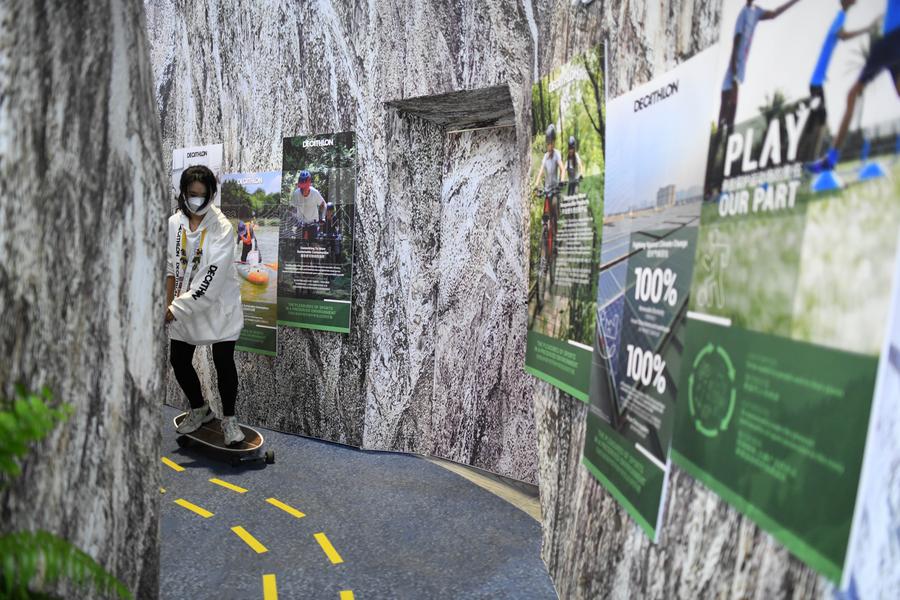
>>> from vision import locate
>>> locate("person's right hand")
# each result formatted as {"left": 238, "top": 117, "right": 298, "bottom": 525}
{"left": 165, "top": 308, "right": 175, "bottom": 323}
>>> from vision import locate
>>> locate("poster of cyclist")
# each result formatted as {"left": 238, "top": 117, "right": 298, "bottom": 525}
{"left": 524, "top": 44, "right": 606, "bottom": 403}
{"left": 220, "top": 171, "right": 281, "bottom": 356}
{"left": 581, "top": 47, "right": 718, "bottom": 541}
{"left": 671, "top": 0, "right": 900, "bottom": 584}
{"left": 277, "top": 132, "right": 356, "bottom": 333}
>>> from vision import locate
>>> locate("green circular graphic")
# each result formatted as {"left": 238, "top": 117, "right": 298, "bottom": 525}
{"left": 687, "top": 343, "right": 736, "bottom": 438}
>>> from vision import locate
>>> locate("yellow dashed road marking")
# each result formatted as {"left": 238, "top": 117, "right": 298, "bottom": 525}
{"left": 266, "top": 497, "right": 305, "bottom": 518}
{"left": 262, "top": 574, "right": 278, "bottom": 600}
{"left": 339, "top": 591, "right": 355, "bottom": 600}
{"left": 231, "top": 526, "right": 268, "bottom": 554}
{"left": 159, "top": 487, "right": 166, "bottom": 494}
{"left": 314, "top": 532, "right": 344, "bottom": 564}
{"left": 209, "top": 478, "right": 248, "bottom": 493}
{"left": 174, "top": 499, "right": 214, "bottom": 518}
{"left": 161, "top": 457, "right": 184, "bottom": 472}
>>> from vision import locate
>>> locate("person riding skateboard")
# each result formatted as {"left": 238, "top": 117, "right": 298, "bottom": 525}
{"left": 165, "top": 165, "right": 246, "bottom": 445}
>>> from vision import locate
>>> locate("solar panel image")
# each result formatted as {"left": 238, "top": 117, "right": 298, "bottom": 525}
{"left": 590, "top": 202, "right": 700, "bottom": 461}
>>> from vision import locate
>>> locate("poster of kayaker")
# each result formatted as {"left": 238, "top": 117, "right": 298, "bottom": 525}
{"left": 171, "top": 143, "right": 223, "bottom": 205}
{"left": 220, "top": 171, "right": 281, "bottom": 356}
{"left": 277, "top": 132, "right": 356, "bottom": 333}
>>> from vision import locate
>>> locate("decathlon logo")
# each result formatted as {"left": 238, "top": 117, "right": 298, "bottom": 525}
{"left": 187, "top": 150, "right": 208, "bottom": 158}
{"left": 192, "top": 264, "right": 218, "bottom": 299}
{"left": 238, "top": 177, "right": 263, "bottom": 185}
{"left": 302, "top": 138, "right": 334, "bottom": 148}
{"left": 634, "top": 80, "right": 679, "bottom": 112}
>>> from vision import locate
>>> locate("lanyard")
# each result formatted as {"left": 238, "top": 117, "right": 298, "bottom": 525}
{"left": 174, "top": 225, "right": 207, "bottom": 297}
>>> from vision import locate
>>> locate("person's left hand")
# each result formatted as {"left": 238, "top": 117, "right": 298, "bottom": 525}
{"left": 165, "top": 308, "right": 175, "bottom": 323}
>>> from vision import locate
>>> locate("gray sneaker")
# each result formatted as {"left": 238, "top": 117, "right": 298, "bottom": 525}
{"left": 176, "top": 405, "right": 214, "bottom": 434}
{"left": 222, "top": 416, "right": 245, "bottom": 446}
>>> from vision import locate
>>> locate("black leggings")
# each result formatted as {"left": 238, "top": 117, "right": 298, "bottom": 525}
{"left": 169, "top": 339, "right": 238, "bottom": 417}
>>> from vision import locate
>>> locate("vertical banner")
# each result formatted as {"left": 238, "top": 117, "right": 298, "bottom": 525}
{"left": 582, "top": 48, "right": 719, "bottom": 539}
{"left": 525, "top": 44, "right": 606, "bottom": 401}
{"left": 278, "top": 132, "right": 356, "bottom": 333}
{"left": 171, "top": 143, "right": 224, "bottom": 204}
{"left": 220, "top": 172, "right": 281, "bottom": 356}
{"left": 842, "top": 245, "right": 900, "bottom": 596}
{"left": 672, "top": 0, "right": 900, "bottom": 582}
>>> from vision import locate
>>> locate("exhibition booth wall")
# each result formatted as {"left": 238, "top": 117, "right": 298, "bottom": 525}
{"left": 144, "top": 1, "right": 897, "bottom": 599}
{"left": 0, "top": 2, "right": 168, "bottom": 598}
{"left": 146, "top": 0, "right": 539, "bottom": 480}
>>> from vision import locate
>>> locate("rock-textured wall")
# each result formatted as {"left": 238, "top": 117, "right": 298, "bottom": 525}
{"left": 0, "top": 1, "right": 167, "bottom": 598}
{"left": 143, "top": 0, "right": 876, "bottom": 597}
{"left": 146, "top": 0, "right": 538, "bottom": 479}
{"left": 429, "top": 126, "right": 537, "bottom": 475}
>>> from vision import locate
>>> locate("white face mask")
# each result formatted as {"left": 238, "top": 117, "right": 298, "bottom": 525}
{"left": 186, "top": 195, "right": 210, "bottom": 215}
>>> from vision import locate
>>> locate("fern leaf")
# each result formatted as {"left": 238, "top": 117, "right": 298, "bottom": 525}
{"left": 0, "top": 531, "right": 131, "bottom": 599}
{"left": 0, "top": 389, "right": 71, "bottom": 480}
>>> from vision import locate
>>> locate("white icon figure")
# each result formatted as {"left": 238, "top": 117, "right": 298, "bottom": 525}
{"left": 597, "top": 306, "right": 621, "bottom": 360}
{"left": 696, "top": 229, "right": 730, "bottom": 310}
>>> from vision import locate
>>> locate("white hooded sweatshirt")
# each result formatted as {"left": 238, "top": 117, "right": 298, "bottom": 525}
{"left": 166, "top": 206, "right": 243, "bottom": 345}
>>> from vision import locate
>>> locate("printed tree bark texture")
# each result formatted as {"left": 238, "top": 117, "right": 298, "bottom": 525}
{"left": 146, "top": 0, "right": 538, "bottom": 479}
{"left": 0, "top": 1, "right": 168, "bottom": 598}
{"left": 142, "top": 1, "right": 889, "bottom": 597}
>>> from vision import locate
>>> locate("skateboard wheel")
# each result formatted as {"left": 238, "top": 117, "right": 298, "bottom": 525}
{"left": 265, "top": 450, "right": 275, "bottom": 464}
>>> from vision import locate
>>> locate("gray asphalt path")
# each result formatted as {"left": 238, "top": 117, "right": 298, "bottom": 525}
{"left": 159, "top": 405, "right": 556, "bottom": 599}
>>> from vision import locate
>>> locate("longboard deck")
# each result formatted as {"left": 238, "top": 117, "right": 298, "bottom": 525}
{"left": 174, "top": 412, "right": 264, "bottom": 453}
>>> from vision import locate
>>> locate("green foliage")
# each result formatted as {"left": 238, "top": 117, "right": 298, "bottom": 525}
{"left": 220, "top": 179, "right": 280, "bottom": 221}
{"left": 757, "top": 89, "right": 788, "bottom": 124}
{"left": 0, "top": 387, "right": 71, "bottom": 481}
{"left": 528, "top": 47, "right": 607, "bottom": 344}
{"left": 0, "top": 387, "right": 131, "bottom": 600}
{"left": 282, "top": 133, "right": 357, "bottom": 173}
{"left": 531, "top": 45, "right": 606, "bottom": 173}
{"left": 0, "top": 531, "right": 131, "bottom": 600}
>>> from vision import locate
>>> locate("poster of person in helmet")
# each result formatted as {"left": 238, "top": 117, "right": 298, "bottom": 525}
{"left": 277, "top": 132, "right": 356, "bottom": 333}
{"left": 524, "top": 44, "right": 606, "bottom": 402}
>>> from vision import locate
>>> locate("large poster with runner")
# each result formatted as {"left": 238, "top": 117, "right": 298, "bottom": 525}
{"left": 525, "top": 44, "right": 606, "bottom": 402}
{"left": 672, "top": 0, "right": 900, "bottom": 582}
{"left": 171, "top": 143, "right": 223, "bottom": 204}
{"left": 278, "top": 132, "right": 356, "bottom": 333}
{"left": 220, "top": 172, "right": 281, "bottom": 356}
{"left": 582, "top": 48, "right": 719, "bottom": 540}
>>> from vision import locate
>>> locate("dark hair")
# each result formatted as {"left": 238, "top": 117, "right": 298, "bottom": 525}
{"left": 177, "top": 165, "right": 218, "bottom": 214}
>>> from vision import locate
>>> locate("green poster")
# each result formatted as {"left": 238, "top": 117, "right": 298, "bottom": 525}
{"left": 673, "top": 0, "right": 900, "bottom": 582}
{"left": 220, "top": 172, "right": 281, "bottom": 356}
{"left": 583, "top": 47, "right": 719, "bottom": 539}
{"left": 278, "top": 132, "right": 356, "bottom": 333}
{"left": 524, "top": 45, "right": 606, "bottom": 402}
